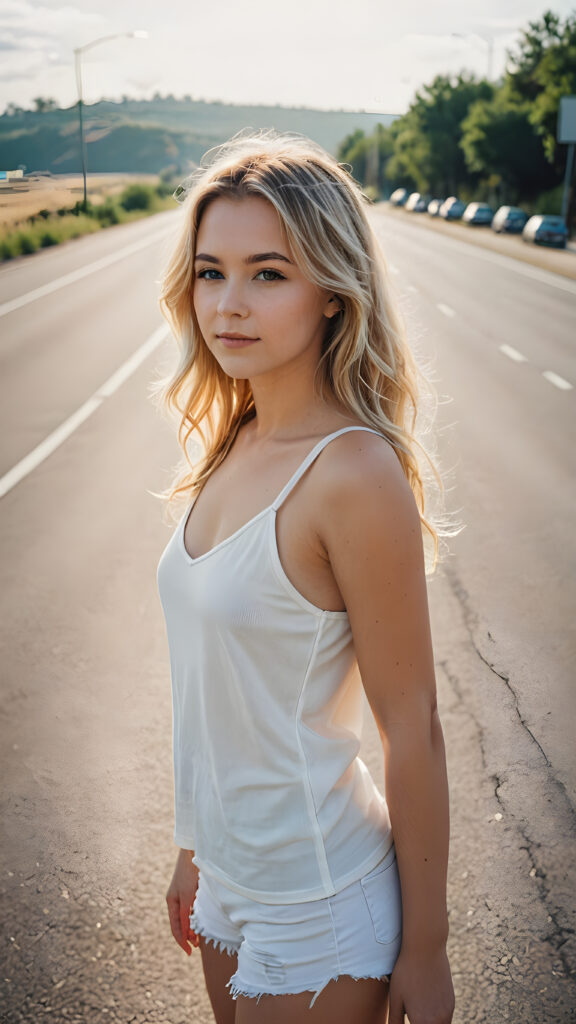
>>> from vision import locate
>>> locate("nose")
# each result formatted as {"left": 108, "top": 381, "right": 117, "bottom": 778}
{"left": 216, "top": 279, "right": 249, "bottom": 318}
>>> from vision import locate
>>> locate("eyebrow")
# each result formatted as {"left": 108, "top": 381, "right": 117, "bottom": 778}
{"left": 194, "top": 251, "right": 293, "bottom": 265}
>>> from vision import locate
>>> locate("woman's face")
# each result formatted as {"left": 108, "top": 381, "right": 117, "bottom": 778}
{"left": 193, "top": 195, "right": 338, "bottom": 381}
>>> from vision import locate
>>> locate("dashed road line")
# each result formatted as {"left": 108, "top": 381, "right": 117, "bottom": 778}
{"left": 499, "top": 344, "right": 528, "bottom": 363}
{"left": 437, "top": 303, "right": 456, "bottom": 318}
{"left": 542, "top": 371, "right": 573, "bottom": 391}
{"left": 0, "top": 323, "right": 170, "bottom": 499}
{"left": 0, "top": 225, "right": 174, "bottom": 318}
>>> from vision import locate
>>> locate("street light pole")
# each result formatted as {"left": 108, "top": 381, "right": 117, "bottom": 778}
{"left": 73, "top": 31, "right": 148, "bottom": 209}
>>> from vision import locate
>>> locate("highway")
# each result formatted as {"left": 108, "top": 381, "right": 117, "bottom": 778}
{"left": 1, "top": 207, "right": 575, "bottom": 1023}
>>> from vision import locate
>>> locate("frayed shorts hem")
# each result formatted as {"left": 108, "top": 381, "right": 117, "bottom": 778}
{"left": 190, "top": 916, "right": 241, "bottom": 958}
{"left": 226, "top": 972, "right": 390, "bottom": 1009}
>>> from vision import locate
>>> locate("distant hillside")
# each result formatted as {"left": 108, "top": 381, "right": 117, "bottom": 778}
{"left": 0, "top": 96, "right": 398, "bottom": 175}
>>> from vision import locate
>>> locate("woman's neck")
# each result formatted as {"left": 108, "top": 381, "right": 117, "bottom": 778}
{"left": 245, "top": 357, "right": 355, "bottom": 443}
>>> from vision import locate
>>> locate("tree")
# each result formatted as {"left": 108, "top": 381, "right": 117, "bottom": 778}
{"left": 461, "top": 93, "right": 557, "bottom": 203}
{"left": 506, "top": 10, "right": 562, "bottom": 104}
{"left": 33, "top": 97, "right": 57, "bottom": 113}
{"left": 338, "top": 126, "right": 396, "bottom": 197}
{"left": 506, "top": 10, "right": 576, "bottom": 164}
{"left": 386, "top": 73, "right": 493, "bottom": 196}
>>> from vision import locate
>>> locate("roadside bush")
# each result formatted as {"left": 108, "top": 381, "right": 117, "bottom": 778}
{"left": 0, "top": 181, "right": 173, "bottom": 262}
{"left": 72, "top": 199, "right": 95, "bottom": 216}
{"left": 119, "top": 183, "right": 155, "bottom": 211}
{"left": 94, "top": 200, "right": 121, "bottom": 225}
{"left": 0, "top": 238, "right": 17, "bottom": 260}
{"left": 155, "top": 180, "right": 175, "bottom": 199}
{"left": 17, "top": 232, "right": 38, "bottom": 255}
{"left": 524, "top": 184, "right": 563, "bottom": 217}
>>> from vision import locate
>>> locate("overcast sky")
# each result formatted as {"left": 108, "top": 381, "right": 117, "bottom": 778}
{"left": 1, "top": 1, "right": 574, "bottom": 116}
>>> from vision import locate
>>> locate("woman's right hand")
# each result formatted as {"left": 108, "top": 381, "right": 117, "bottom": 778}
{"left": 166, "top": 848, "right": 200, "bottom": 955}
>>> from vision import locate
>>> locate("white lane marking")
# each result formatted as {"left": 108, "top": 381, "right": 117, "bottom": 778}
{"left": 0, "top": 323, "right": 170, "bottom": 499}
{"left": 0, "top": 225, "right": 174, "bottom": 318}
{"left": 499, "top": 344, "right": 528, "bottom": 363}
{"left": 542, "top": 371, "right": 573, "bottom": 391}
{"left": 437, "top": 303, "right": 456, "bottom": 318}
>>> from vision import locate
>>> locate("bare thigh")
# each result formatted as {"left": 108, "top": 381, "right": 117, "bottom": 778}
{"left": 199, "top": 936, "right": 238, "bottom": 1024}
{"left": 235, "top": 976, "right": 389, "bottom": 1024}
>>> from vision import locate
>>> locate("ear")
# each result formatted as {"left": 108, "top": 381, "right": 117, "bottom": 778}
{"left": 324, "top": 295, "right": 342, "bottom": 319}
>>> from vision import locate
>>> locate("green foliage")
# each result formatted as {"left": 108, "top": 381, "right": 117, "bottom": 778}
{"left": 0, "top": 237, "right": 17, "bottom": 260}
{"left": 338, "top": 9, "right": 575, "bottom": 227}
{"left": 338, "top": 124, "right": 396, "bottom": 197}
{"left": 17, "top": 232, "right": 38, "bottom": 255}
{"left": 155, "top": 179, "right": 176, "bottom": 198}
{"left": 386, "top": 73, "right": 493, "bottom": 196}
{"left": 0, "top": 182, "right": 175, "bottom": 261}
{"left": 506, "top": 10, "right": 576, "bottom": 165}
{"left": 119, "top": 183, "right": 155, "bottom": 211}
{"left": 461, "top": 93, "right": 557, "bottom": 202}
{"left": 94, "top": 200, "right": 121, "bottom": 225}
{"left": 525, "top": 183, "right": 564, "bottom": 215}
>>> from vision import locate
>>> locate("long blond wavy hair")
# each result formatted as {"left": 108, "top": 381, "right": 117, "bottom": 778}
{"left": 156, "top": 131, "right": 449, "bottom": 570}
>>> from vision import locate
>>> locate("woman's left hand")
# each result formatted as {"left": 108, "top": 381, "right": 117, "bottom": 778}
{"left": 387, "top": 946, "right": 455, "bottom": 1024}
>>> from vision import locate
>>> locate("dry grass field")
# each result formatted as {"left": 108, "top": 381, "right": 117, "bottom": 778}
{"left": 0, "top": 173, "right": 159, "bottom": 228}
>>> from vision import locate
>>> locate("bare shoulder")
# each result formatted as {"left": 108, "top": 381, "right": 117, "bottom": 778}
{"left": 316, "top": 429, "right": 421, "bottom": 536}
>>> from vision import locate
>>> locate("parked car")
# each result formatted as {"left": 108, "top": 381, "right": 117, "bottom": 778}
{"left": 491, "top": 206, "right": 528, "bottom": 234}
{"left": 390, "top": 187, "right": 409, "bottom": 206}
{"left": 522, "top": 215, "right": 568, "bottom": 248}
{"left": 439, "top": 197, "right": 466, "bottom": 220}
{"left": 463, "top": 202, "right": 494, "bottom": 225}
{"left": 427, "top": 198, "right": 444, "bottom": 217}
{"left": 405, "top": 192, "right": 429, "bottom": 213}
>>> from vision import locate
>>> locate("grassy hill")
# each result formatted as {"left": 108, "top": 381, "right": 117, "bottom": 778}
{"left": 0, "top": 96, "right": 398, "bottom": 175}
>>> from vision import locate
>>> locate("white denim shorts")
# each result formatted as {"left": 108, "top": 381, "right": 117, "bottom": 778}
{"left": 190, "top": 845, "right": 402, "bottom": 1009}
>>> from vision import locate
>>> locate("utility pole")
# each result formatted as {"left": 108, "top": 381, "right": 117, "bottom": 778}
{"left": 73, "top": 31, "right": 148, "bottom": 209}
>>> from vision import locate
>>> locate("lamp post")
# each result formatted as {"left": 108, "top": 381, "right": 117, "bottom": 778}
{"left": 451, "top": 32, "right": 494, "bottom": 81}
{"left": 74, "top": 30, "right": 148, "bottom": 208}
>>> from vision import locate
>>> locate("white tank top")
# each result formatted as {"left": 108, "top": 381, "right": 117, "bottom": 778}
{"left": 157, "top": 426, "right": 393, "bottom": 903}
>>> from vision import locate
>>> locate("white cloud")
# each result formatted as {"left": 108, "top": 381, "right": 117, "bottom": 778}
{"left": 0, "top": 0, "right": 574, "bottom": 114}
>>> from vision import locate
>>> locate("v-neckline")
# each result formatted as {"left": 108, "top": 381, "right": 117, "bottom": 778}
{"left": 179, "top": 425, "right": 383, "bottom": 565}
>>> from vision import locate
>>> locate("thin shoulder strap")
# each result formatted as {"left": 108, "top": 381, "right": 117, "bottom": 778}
{"left": 272, "top": 426, "right": 385, "bottom": 511}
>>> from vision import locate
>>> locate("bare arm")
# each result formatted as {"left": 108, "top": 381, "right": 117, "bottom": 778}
{"left": 166, "top": 848, "right": 200, "bottom": 955}
{"left": 319, "top": 435, "right": 454, "bottom": 1024}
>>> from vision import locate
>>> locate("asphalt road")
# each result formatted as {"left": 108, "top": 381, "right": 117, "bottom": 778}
{"left": 1, "top": 209, "right": 575, "bottom": 1024}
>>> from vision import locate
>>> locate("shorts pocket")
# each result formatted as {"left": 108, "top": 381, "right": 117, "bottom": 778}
{"left": 360, "top": 855, "right": 402, "bottom": 944}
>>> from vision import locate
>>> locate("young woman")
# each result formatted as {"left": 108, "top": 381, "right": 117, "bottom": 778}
{"left": 156, "top": 133, "right": 455, "bottom": 1024}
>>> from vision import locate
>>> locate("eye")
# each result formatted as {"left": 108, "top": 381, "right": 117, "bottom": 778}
{"left": 196, "top": 268, "right": 223, "bottom": 280}
{"left": 255, "top": 269, "right": 285, "bottom": 282}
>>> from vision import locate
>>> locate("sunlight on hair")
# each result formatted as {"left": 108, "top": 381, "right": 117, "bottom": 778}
{"left": 150, "top": 129, "right": 462, "bottom": 573}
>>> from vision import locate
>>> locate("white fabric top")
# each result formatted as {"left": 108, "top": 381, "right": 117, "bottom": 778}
{"left": 157, "top": 426, "right": 393, "bottom": 903}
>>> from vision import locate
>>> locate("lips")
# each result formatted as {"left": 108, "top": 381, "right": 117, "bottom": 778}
{"left": 217, "top": 333, "right": 259, "bottom": 348}
{"left": 217, "top": 333, "right": 259, "bottom": 341}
